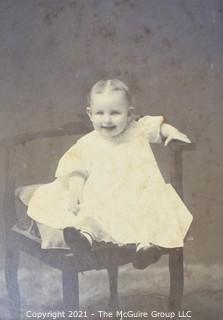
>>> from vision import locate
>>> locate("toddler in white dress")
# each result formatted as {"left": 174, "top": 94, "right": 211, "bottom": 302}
{"left": 27, "top": 79, "right": 193, "bottom": 269}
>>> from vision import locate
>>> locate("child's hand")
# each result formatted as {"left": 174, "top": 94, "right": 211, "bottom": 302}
{"left": 161, "top": 123, "right": 191, "bottom": 146}
{"left": 164, "top": 131, "right": 191, "bottom": 146}
{"left": 67, "top": 196, "right": 80, "bottom": 216}
{"left": 66, "top": 173, "right": 85, "bottom": 215}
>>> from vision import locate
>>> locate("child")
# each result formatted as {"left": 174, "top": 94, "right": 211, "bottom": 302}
{"left": 27, "top": 79, "right": 193, "bottom": 269}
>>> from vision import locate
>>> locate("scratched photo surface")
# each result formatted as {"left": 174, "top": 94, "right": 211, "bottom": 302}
{"left": 0, "top": 1, "right": 223, "bottom": 320}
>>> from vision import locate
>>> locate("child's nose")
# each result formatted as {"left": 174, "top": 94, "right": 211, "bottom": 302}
{"left": 103, "top": 114, "right": 112, "bottom": 123}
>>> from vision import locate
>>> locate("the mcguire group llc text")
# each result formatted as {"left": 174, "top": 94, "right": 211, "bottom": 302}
{"left": 26, "top": 309, "right": 192, "bottom": 319}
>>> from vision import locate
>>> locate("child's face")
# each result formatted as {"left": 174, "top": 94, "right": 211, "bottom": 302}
{"left": 88, "top": 91, "right": 131, "bottom": 138}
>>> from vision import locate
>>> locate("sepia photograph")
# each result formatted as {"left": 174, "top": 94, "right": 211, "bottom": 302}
{"left": 0, "top": 1, "right": 222, "bottom": 320}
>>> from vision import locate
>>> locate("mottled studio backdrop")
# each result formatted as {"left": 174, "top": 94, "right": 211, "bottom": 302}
{"left": 0, "top": 0, "right": 223, "bottom": 266}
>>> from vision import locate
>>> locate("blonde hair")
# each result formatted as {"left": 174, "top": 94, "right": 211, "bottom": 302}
{"left": 89, "top": 79, "right": 131, "bottom": 105}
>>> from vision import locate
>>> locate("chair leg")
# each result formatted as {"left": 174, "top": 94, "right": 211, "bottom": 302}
{"left": 107, "top": 265, "right": 120, "bottom": 311}
{"left": 5, "top": 240, "right": 20, "bottom": 319}
{"left": 168, "top": 248, "right": 184, "bottom": 311}
{"left": 62, "top": 265, "right": 79, "bottom": 311}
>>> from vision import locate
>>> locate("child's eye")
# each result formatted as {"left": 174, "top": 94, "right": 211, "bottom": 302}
{"left": 95, "top": 111, "right": 104, "bottom": 115}
{"left": 111, "top": 111, "right": 121, "bottom": 115}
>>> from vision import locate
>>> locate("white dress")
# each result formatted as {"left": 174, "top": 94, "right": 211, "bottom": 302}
{"left": 27, "top": 116, "right": 193, "bottom": 248}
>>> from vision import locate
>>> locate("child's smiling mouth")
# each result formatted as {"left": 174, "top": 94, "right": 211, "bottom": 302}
{"left": 101, "top": 125, "right": 116, "bottom": 130}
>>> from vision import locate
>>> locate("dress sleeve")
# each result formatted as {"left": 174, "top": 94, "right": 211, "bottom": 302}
{"left": 55, "top": 139, "right": 90, "bottom": 178}
{"left": 138, "top": 115, "right": 164, "bottom": 143}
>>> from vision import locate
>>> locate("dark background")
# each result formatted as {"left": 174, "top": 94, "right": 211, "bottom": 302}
{"left": 0, "top": 0, "right": 222, "bottom": 266}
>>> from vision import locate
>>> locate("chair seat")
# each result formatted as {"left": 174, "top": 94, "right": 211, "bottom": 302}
{"left": 11, "top": 224, "right": 135, "bottom": 272}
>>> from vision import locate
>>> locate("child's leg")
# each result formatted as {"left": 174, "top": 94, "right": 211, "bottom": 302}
{"left": 63, "top": 227, "right": 93, "bottom": 250}
{"left": 64, "top": 217, "right": 101, "bottom": 249}
{"left": 133, "top": 243, "right": 167, "bottom": 270}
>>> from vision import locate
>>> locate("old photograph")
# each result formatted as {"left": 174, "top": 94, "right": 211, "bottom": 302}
{"left": 0, "top": 1, "right": 222, "bottom": 320}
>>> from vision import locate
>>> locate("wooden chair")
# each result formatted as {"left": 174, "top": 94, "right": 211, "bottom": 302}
{"left": 1, "top": 117, "right": 194, "bottom": 319}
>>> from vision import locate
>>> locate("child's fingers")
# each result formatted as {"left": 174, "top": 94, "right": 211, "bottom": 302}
{"left": 175, "top": 133, "right": 191, "bottom": 143}
{"left": 181, "top": 135, "right": 191, "bottom": 143}
{"left": 164, "top": 136, "right": 172, "bottom": 146}
{"left": 165, "top": 134, "right": 191, "bottom": 146}
{"left": 68, "top": 201, "right": 80, "bottom": 215}
{"left": 72, "top": 204, "right": 80, "bottom": 216}
{"left": 68, "top": 207, "right": 79, "bottom": 216}
{"left": 72, "top": 210, "right": 79, "bottom": 216}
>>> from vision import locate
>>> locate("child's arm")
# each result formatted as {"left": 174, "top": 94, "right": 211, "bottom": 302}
{"left": 160, "top": 123, "right": 191, "bottom": 146}
{"left": 67, "top": 172, "right": 86, "bottom": 215}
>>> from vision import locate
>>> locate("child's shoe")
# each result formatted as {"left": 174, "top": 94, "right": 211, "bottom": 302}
{"left": 133, "top": 243, "right": 162, "bottom": 270}
{"left": 63, "top": 227, "right": 93, "bottom": 250}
